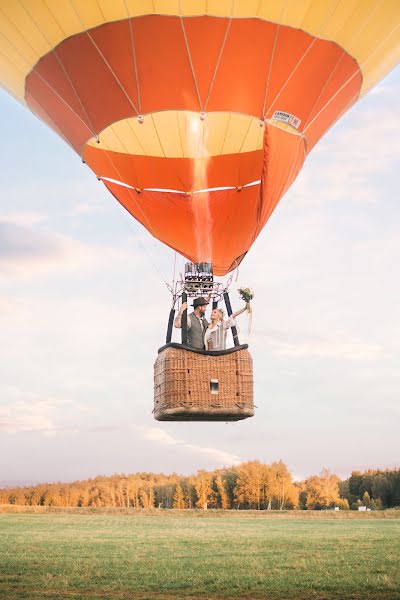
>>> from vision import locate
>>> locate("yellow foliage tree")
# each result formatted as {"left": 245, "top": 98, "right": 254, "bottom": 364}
{"left": 214, "top": 474, "right": 230, "bottom": 509}
{"left": 173, "top": 483, "right": 185, "bottom": 509}
{"left": 234, "top": 461, "right": 269, "bottom": 509}
{"left": 305, "top": 468, "right": 340, "bottom": 509}
{"left": 194, "top": 471, "right": 213, "bottom": 509}
{"left": 269, "top": 461, "right": 298, "bottom": 510}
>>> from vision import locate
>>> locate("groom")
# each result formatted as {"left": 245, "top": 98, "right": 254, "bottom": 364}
{"left": 174, "top": 297, "right": 209, "bottom": 349}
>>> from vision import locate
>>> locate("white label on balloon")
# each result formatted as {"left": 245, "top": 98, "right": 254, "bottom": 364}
{"left": 271, "top": 111, "right": 301, "bottom": 130}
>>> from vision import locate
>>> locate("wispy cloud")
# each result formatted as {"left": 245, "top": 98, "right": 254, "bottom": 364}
{"left": 0, "top": 211, "right": 47, "bottom": 227}
{"left": 0, "top": 293, "right": 25, "bottom": 314}
{"left": 141, "top": 426, "right": 241, "bottom": 467}
{"left": 66, "top": 199, "right": 105, "bottom": 218}
{"left": 0, "top": 386, "right": 88, "bottom": 435}
{"left": 144, "top": 428, "right": 184, "bottom": 445}
{"left": 254, "top": 330, "right": 384, "bottom": 360}
{"left": 0, "top": 221, "right": 128, "bottom": 281}
{"left": 0, "top": 394, "right": 57, "bottom": 435}
{"left": 0, "top": 222, "right": 90, "bottom": 278}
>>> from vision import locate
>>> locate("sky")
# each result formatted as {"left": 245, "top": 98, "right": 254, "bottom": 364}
{"left": 0, "top": 68, "right": 399, "bottom": 486}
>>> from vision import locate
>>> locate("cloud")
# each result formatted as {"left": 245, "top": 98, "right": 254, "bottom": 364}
{"left": 0, "top": 211, "right": 47, "bottom": 227}
{"left": 184, "top": 443, "right": 242, "bottom": 466}
{"left": 0, "top": 293, "right": 25, "bottom": 314}
{"left": 0, "top": 222, "right": 88, "bottom": 278}
{"left": 0, "top": 221, "right": 128, "bottom": 281}
{"left": 143, "top": 427, "right": 184, "bottom": 445}
{"left": 66, "top": 200, "right": 105, "bottom": 217}
{"left": 141, "top": 426, "right": 241, "bottom": 467}
{"left": 0, "top": 391, "right": 57, "bottom": 435}
{"left": 0, "top": 386, "right": 87, "bottom": 435}
{"left": 254, "top": 329, "right": 384, "bottom": 360}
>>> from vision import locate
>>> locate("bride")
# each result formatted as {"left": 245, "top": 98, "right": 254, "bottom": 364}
{"left": 204, "top": 302, "right": 249, "bottom": 351}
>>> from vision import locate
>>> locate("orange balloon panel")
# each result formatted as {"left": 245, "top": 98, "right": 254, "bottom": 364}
{"left": 83, "top": 147, "right": 264, "bottom": 191}
{"left": 24, "top": 16, "right": 361, "bottom": 154}
{"left": 99, "top": 123, "right": 306, "bottom": 275}
{"left": 103, "top": 183, "right": 262, "bottom": 276}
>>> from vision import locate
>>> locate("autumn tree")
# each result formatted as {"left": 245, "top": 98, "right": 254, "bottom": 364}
{"left": 182, "top": 477, "right": 196, "bottom": 509}
{"left": 305, "top": 468, "right": 340, "bottom": 509}
{"left": 194, "top": 470, "right": 213, "bottom": 509}
{"left": 234, "top": 461, "right": 268, "bottom": 509}
{"left": 222, "top": 469, "right": 239, "bottom": 508}
{"left": 268, "top": 461, "right": 298, "bottom": 510}
{"left": 213, "top": 474, "right": 230, "bottom": 509}
{"left": 173, "top": 483, "right": 185, "bottom": 509}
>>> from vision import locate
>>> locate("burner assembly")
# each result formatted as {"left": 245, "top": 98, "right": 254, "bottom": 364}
{"left": 183, "top": 262, "right": 214, "bottom": 296}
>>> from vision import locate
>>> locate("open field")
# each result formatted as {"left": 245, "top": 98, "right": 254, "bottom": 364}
{"left": 0, "top": 509, "right": 399, "bottom": 600}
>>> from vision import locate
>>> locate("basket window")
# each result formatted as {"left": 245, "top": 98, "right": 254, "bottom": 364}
{"left": 210, "top": 379, "right": 219, "bottom": 395}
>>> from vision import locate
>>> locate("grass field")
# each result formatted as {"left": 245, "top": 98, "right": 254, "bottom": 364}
{"left": 0, "top": 509, "right": 399, "bottom": 600}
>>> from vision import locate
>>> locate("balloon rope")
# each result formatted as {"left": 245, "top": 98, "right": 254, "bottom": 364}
{"left": 304, "top": 21, "right": 400, "bottom": 135}
{"left": 261, "top": 23, "right": 280, "bottom": 119}
{"left": 301, "top": 50, "right": 346, "bottom": 131}
{"left": 264, "top": 0, "right": 340, "bottom": 117}
{"left": 0, "top": 22, "right": 77, "bottom": 141}
{"left": 260, "top": 0, "right": 287, "bottom": 119}
{"left": 303, "top": 25, "right": 400, "bottom": 133}
{"left": 25, "top": 90, "right": 77, "bottom": 152}
{"left": 17, "top": 0, "right": 99, "bottom": 140}
{"left": 203, "top": 11, "right": 233, "bottom": 112}
{"left": 33, "top": 70, "right": 96, "bottom": 137}
{"left": 265, "top": 38, "right": 317, "bottom": 116}
{"left": 0, "top": 28, "right": 96, "bottom": 140}
{"left": 124, "top": 2, "right": 142, "bottom": 116}
{"left": 102, "top": 151, "right": 171, "bottom": 286}
{"left": 179, "top": 7, "right": 202, "bottom": 111}
{"left": 101, "top": 148, "right": 183, "bottom": 288}
{"left": 68, "top": 0, "right": 140, "bottom": 116}
{"left": 237, "top": 117, "right": 256, "bottom": 154}
{"left": 86, "top": 32, "right": 139, "bottom": 115}
{"left": 102, "top": 149, "right": 158, "bottom": 240}
{"left": 54, "top": 49, "right": 99, "bottom": 139}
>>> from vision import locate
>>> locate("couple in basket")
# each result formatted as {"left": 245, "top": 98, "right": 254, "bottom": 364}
{"left": 174, "top": 291, "right": 252, "bottom": 352}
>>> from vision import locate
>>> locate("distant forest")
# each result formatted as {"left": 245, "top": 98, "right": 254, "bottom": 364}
{"left": 1, "top": 463, "right": 399, "bottom": 510}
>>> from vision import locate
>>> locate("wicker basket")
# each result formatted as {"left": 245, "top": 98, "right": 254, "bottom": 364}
{"left": 154, "top": 343, "right": 254, "bottom": 421}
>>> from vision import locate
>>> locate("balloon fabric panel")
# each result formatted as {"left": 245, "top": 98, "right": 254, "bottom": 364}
{"left": 99, "top": 123, "right": 306, "bottom": 275}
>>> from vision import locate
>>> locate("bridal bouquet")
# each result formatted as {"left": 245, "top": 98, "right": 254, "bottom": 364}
{"left": 238, "top": 287, "right": 254, "bottom": 303}
{"left": 238, "top": 287, "right": 254, "bottom": 333}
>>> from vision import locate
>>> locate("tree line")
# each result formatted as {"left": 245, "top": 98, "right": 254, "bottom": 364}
{"left": 1, "top": 463, "right": 399, "bottom": 510}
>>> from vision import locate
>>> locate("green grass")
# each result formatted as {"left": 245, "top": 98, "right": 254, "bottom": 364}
{"left": 0, "top": 511, "right": 399, "bottom": 599}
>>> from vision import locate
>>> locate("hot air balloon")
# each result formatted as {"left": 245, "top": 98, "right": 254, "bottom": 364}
{"left": 0, "top": 1, "right": 399, "bottom": 420}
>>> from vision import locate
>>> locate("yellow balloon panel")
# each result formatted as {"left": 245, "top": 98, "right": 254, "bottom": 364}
{"left": 87, "top": 112, "right": 265, "bottom": 159}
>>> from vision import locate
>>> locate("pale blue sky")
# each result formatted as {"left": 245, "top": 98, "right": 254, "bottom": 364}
{"left": 0, "top": 69, "right": 399, "bottom": 485}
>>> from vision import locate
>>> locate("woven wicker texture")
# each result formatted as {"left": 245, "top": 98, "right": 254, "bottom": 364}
{"left": 154, "top": 346, "right": 254, "bottom": 421}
